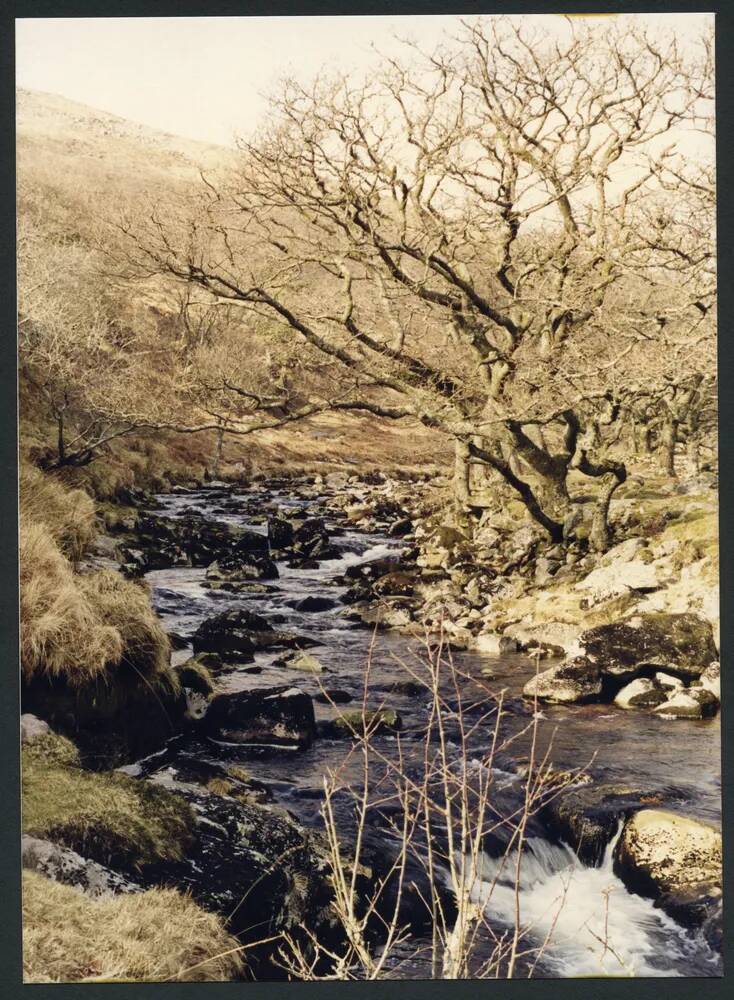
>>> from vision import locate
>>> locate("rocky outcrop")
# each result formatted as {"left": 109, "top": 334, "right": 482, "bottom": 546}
{"left": 201, "top": 685, "right": 316, "bottom": 748}
{"left": 523, "top": 656, "right": 602, "bottom": 704}
{"left": 22, "top": 834, "right": 142, "bottom": 897}
{"left": 581, "top": 613, "right": 718, "bottom": 681}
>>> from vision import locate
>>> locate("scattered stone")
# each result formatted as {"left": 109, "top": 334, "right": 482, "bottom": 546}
{"left": 21, "top": 714, "right": 50, "bottom": 744}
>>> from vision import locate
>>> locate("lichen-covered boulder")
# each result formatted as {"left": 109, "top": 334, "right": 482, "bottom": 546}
{"left": 581, "top": 613, "right": 718, "bottom": 681}
{"left": 522, "top": 656, "right": 602, "bottom": 704}
{"left": 202, "top": 685, "right": 316, "bottom": 748}
{"left": 614, "top": 809, "right": 722, "bottom": 900}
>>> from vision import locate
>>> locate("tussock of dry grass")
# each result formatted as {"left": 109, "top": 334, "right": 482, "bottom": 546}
{"left": 20, "top": 519, "right": 170, "bottom": 686}
{"left": 23, "top": 872, "right": 245, "bottom": 983}
{"left": 20, "top": 462, "right": 95, "bottom": 561}
{"left": 78, "top": 570, "right": 171, "bottom": 677}
{"left": 20, "top": 517, "right": 123, "bottom": 684}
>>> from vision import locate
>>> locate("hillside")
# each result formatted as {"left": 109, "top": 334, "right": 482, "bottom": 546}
{"left": 17, "top": 88, "right": 449, "bottom": 487}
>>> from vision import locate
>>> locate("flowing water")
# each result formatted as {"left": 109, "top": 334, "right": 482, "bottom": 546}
{"left": 140, "top": 483, "right": 722, "bottom": 979}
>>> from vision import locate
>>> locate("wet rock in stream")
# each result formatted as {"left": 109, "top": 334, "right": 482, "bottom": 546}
{"left": 201, "top": 685, "right": 316, "bottom": 748}
{"left": 192, "top": 608, "right": 318, "bottom": 662}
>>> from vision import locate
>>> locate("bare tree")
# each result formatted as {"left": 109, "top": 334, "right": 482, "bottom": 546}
{"left": 116, "top": 16, "right": 715, "bottom": 549}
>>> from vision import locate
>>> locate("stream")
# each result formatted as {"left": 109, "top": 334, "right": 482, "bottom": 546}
{"left": 138, "top": 482, "right": 721, "bottom": 979}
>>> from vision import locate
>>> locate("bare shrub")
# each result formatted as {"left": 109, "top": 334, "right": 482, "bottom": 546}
{"left": 276, "top": 636, "right": 590, "bottom": 979}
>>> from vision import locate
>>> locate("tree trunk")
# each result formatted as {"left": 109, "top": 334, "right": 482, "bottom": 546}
{"left": 56, "top": 414, "right": 66, "bottom": 466}
{"left": 687, "top": 433, "right": 701, "bottom": 477}
{"left": 453, "top": 438, "right": 472, "bottom": 510}
{"left": 589, "top": 469, "right": 626, "bottom": 552}
{"left": 212, "top": 426, "right": 225, "bottom": 480}
{"left": 660, "top": 417, "right": 679, "bottom": 477}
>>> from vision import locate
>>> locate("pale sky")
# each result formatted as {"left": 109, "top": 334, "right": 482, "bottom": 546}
{"left": 16, "top": 13, "right": 713, "bottom": 148}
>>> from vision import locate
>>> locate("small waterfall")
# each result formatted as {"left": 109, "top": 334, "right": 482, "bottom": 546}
{"left": 470, "top": 828, "right": 720, "bottom": 977}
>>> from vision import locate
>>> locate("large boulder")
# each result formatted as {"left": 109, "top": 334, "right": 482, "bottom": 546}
{"left": 202, "top": 685, "right": 316, "bottom": 748}
{"left": 614, "top": 809, "right": 722, "bottom": 901}
{"left": 581, "top": 613, "right": 718, "bottom": 681}
{"left": 522, "top": 656, "right": 602, "bottom": 704}
{"left": 576, "top": 560, "right": 661, "bottom": 606}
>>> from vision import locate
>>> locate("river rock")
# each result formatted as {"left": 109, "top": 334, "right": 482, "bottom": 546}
{"left": 581, "top": 613, "right": 718, "bottom": 681}
{"left": 691, "top": 660, "right": 720, "bottom": 701}
{"left": 474, "top": 634, "right": 519, "bottom": 655}
{"left": 522, "top": 656, "right": 602, "bottom": 704}
{"left": 314, "top": 689, "right": 353, "bottom": 704}
{"left": 613, "top": 677, "right": 668, "bottom": 710}
{"left": 319, "top": 708, "right": 402, "bottom": 739}
{"left": 277, "top": 651, "right": 324, "bottom": 674}
{"left": 542, "top": 783, "right": 662, "bottom": 867}
{"left": 202, "top": 685, "right": 316, "bottom": 748}
{"left": 267, "top": 515, "right": 294, "bottom": 550}
{"left": 206, "top": 553, "right": 279, "bottom": 583}
{"left": 614, "top": 809, "right": 722, "bottom": 901}
{"left": 652, "top": 687, "right": 719, "bottom": 719}
{"left": 192, "top": 609, "right": 316, "bottom": 661}
{"left": 291, "top": 596, "right": 337, "bottom": 613}
{"left": 292, "top": 517, "right": 330, "bottom": 557}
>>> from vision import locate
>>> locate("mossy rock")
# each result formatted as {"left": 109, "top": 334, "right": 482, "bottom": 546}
{"left": 321, "top": 708, "right": 402, "bottom": 738}
{"left": 175, "top": 659, "right": 215, "bottom": 696}
{"left": 22, "top": 738, "right": 195, "bottom": 873}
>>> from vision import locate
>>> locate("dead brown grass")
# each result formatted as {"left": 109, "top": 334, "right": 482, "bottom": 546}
{"left": 20, "top": 518, "right": 170, "bottom": 686}
{"left": 20, "top": 462, "right": 95, "bottom": 562}
{"left": 22, "top": 872, "right": 245, "bottom": 983}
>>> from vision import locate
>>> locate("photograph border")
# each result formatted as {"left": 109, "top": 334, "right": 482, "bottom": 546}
{"left": 1, "top": 1, "right": 730, "bottom": 996}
